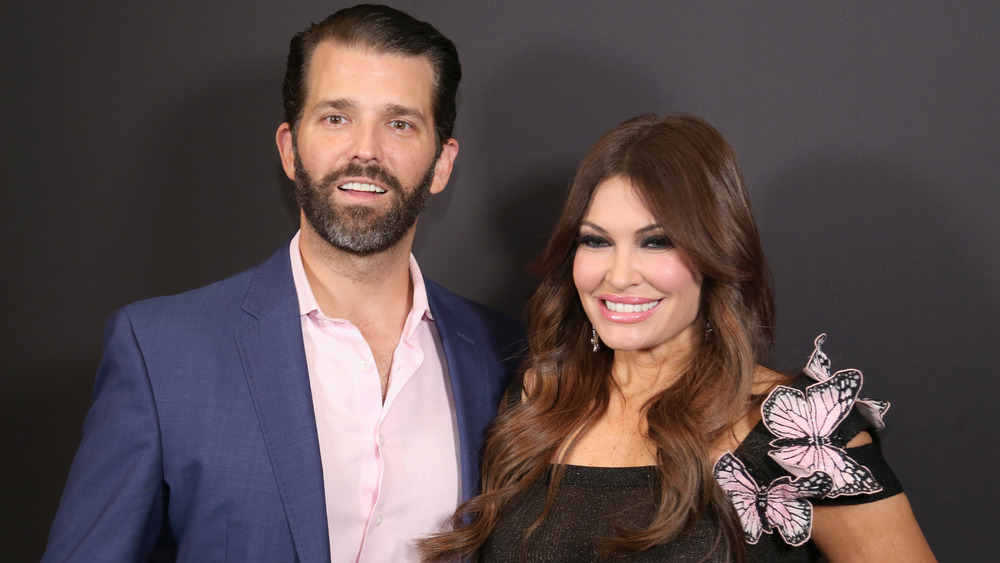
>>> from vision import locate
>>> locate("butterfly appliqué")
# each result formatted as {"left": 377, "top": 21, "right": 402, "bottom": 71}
{"left": 714, "top": 452, "right": 833, "bottom": 546}
{"left": 803, "top": 333, "right": 890, "bottom": 429}
{"left": 762, "top": 368, "right": 882, "bottom": 496}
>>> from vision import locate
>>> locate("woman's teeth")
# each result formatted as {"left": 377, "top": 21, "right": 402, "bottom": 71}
{"left": 604, "top": 300, "right": 659, "bottom": 313}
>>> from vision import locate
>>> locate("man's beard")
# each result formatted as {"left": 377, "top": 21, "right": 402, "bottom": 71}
{"left": 293, "top": 153, "right": 437, "bottom": 255}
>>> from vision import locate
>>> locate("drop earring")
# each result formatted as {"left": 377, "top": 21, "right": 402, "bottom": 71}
{"left": 591, "top": 327, "right": 601, "bottom": 352}
{"left": 705, "top": 317, "right": 714, "bottom": 338}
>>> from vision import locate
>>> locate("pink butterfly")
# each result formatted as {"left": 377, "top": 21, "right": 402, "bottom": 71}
{"left": 714, "top": 452, "right": 832, "bottom": 546}
{"left": 762, "top": 370, "right": 882, "bottom": 497}
{"left": 803, "top": 333, "right": 890, "bottom": 429}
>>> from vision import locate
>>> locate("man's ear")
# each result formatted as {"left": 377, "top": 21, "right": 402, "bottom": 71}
{"left": 429, "top": 138, "right": 459, "bottom": 195}
{"left": 276, "top": 123, "right": 296, "bottom": 180}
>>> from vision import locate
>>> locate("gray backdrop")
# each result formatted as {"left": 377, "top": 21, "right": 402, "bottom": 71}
{"left": 2, "top": 1, "right": 997, "bottom": 560}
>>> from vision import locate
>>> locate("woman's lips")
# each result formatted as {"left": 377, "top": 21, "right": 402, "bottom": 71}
{"left": 598, "top": 297, "right": 660, "bottom": 323}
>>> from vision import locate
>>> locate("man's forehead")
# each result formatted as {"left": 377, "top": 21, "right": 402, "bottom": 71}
{"left": 303, "top": 40, "right": 436, "bottom": 106}
{"left": 308, "top": 40, "right": 436, "bottom": 82}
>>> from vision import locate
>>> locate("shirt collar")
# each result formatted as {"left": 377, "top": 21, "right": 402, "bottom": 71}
{"left": 289, "top": 230, "right": 434, "bottom": 322}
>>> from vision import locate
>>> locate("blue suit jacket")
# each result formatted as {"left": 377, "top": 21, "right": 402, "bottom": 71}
{"left": 44, "top": 244, "right": 524, "bottom": 562}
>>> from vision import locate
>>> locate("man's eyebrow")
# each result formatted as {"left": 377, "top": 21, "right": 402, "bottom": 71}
{"left": 383, "top": 103, "right": 427, "bottom": 123}
{"left": 311, "top": 98, "right": 357, "bottom": 114}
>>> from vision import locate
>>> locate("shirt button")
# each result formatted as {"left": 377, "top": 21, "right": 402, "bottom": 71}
{"left": 374, "top": 513, "right": 383, "bottom": 526}
{"left": 379, "top": 434, "right": 386, "bottom": 446}
{"left": 359, "top": 361, "right": 370, "bottom": 372}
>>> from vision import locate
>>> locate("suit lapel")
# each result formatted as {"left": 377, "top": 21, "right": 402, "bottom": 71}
{"left": 427, "top": 283, "right": 496, "bottom": 502}
{"left": 236, "top": 244, "right": 330, "bottom": 562}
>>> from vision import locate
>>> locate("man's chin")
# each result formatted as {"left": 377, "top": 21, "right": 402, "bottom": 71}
{"left": 309, "top": 217, "right": 398, "bottom": 255}
{"left": 324, "top": 233, "right": 397, "bottom": 255}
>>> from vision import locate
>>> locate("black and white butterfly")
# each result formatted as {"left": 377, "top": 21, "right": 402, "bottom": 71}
{"left": 714, "top": 452, "right": 833, "bottom": 546}
{"left": 803, "top": 333, "right": 890, "bottom": 429}
{"left": 762, "top": 369, "right": 882, "bottom": 497}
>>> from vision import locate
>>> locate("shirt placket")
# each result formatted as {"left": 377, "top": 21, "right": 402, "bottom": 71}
{"left": 357, "top": 358, "right": 393, "bottom": 560}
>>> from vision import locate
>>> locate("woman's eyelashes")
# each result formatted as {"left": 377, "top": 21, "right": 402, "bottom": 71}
{"left": 641, "top": 235, "right": 672, "bottom": 249}
{"left": 577, "top": 233, "right": 672, "bottom": 250}
{"left": 577, "top": 234, "right": 610, "bottom": 248}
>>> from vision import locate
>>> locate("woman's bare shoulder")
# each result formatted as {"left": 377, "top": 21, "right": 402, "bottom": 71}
{"left": 751, "top": 364, "right": 793, "bottom": 395}
{"left": 718, "top": 365, "right": 795, "bottom": 453}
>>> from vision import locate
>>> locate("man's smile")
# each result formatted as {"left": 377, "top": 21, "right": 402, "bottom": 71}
{"left": 338, "top": 181, "right": 387, "bottom": 194}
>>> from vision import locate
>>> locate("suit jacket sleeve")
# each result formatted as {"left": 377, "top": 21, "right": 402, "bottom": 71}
{"left": 44, "top": 307, "right": 165, "bottom": 561}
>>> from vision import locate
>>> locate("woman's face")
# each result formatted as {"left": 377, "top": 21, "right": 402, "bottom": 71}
{"left": 573, "top": 176, "right": 703, "bottom": 356}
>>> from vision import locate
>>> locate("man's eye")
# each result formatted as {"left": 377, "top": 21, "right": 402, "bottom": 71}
{"left": 389, "top": 120, "right": 411, "bottom": 130}
{"left": 641, "top": 235, "right": 672, "bottom": 249}
{"left": 577, "top": 234, "right": 610, "bottom": 248}
{"left": 325, "top": 115, "right": 345, "bottom": 125}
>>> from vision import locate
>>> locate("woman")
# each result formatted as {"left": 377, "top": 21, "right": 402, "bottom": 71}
{"left": 421, "top": 115, "right": 933, "bottom": 561}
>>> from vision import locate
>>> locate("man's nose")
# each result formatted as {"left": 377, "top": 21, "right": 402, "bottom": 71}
{"left": 350, "top": 121, "right": 383, "bottom": 162}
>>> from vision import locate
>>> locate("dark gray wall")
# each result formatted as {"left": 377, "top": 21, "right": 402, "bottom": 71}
{"left": 2, "top": 1, "right": 996, "bottom": 559}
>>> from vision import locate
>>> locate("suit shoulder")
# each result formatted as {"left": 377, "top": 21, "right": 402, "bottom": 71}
{"left": 424, "top": 279, "right": 524, "bottom": 343}
{"left": 116, "top": 266, "right": 258, "bottom": 328}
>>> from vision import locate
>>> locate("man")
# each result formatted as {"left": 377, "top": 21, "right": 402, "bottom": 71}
{"left": 43, "top": 5, "right": 523, "bottom": 561}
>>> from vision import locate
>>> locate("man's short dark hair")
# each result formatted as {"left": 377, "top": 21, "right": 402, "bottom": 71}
{"left": 282, "top": 4, "right": 462, "bottom": 147}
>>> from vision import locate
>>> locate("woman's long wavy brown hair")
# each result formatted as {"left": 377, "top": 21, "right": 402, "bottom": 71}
{"left": 421, "top": 114, "right": 774, "bottom": 561}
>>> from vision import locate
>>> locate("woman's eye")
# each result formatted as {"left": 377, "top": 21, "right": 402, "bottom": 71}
{"left": 641, "top": 235, "right": 672, "bottom": 249}
{"left": 577, "top": 234, "right": 610, "bottom": 248}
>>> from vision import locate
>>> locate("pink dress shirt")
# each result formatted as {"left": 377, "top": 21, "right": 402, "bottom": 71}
{"left": 289, "top": 233, "right": 460, "bottom": 562}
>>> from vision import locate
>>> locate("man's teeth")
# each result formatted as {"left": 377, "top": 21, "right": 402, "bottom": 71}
{"left": 340, "top": 182, "right": 386, "bottom": 193}
{"left": 604, "top": 300, "right": 659, "bottom": 313}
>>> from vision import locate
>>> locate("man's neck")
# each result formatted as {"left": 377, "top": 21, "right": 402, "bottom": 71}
{"left": 297, "top": 223, "right": 415, "bottom": 329}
